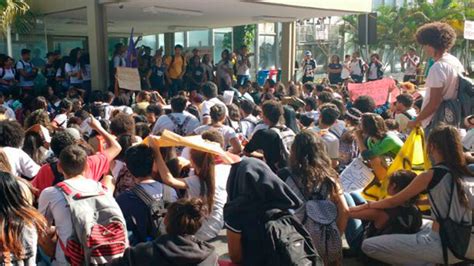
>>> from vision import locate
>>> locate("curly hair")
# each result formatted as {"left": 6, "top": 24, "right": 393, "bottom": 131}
{"left": 361, "top": 113, "right": 388, "bottom": 140}
{"left": 0, "top": 121, "right": 25, "bottom": 148}
{"left": 24, "top": 110, "right": 51, "bottom": 129}
{"left": 415, "top": 22, "right": 456, "bottom": 51}
{"left": 110, "top": 113, "right": 135, "bottom": 136}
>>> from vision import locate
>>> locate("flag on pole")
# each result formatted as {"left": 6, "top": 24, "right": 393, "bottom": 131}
{"left": 126, "top": 28, "right": 138, "bottom": 68}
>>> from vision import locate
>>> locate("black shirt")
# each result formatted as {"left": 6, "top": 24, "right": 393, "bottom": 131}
{"left": 244, "top": 128, "right": 282, "bottom": 172}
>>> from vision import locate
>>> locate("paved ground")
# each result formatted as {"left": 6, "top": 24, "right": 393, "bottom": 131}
{"left": 208, "top": 230, "right": 364, "bottom": 265}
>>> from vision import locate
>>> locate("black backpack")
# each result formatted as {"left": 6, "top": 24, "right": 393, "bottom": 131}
{"left": 131, "top": 184, "right": 172, "bottom": 242}
{"left": 167, "top": 114, "right": 191, "bottom": 136}
{"left": 261, "top": 209, "right": 322, "bottom": 266}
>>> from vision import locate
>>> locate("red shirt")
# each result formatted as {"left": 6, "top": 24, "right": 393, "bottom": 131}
{"left": 32, "top": 152, "right": 111, "bottom": 195}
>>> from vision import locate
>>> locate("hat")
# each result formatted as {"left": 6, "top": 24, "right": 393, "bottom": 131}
{"left": 65, "top": 127, "right": 81, "bottom": 141}
{"left": 345, "top": 107, "right": 362, "bottom": 121}
{"left": 304, "top": 50, "right": 312, "bottom": 56}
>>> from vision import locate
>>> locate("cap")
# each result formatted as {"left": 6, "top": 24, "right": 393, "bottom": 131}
{"left": 304, "top": 50, "right": 312, "bottom": 56}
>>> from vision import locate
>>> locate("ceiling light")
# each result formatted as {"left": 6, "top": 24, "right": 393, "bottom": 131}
{"left": 143, "top": 6, "right": 202, "bottom": 17}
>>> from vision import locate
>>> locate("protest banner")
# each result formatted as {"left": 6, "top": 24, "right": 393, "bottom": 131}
{"left": 340, "top": 157, "right": 375, "bottom": 193}
{"left": 143, "top": 130, "right": 241, "bottom": 164}
{"left": 116, "top": 67, "right": 141, "bottom": 92}
{"left": 348, "top": 78, "right": 399, "bottom": 106}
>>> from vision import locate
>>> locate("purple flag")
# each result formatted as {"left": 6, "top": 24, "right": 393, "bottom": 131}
{"left": 125, "top": 28, "right": 138, "bottom": 68}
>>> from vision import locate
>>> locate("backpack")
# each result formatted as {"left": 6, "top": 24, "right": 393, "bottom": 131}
{"left": 169, "top": 55, "right": 186, "bottom": 74}
{"left": 55, "top": 181, "right": 128, "bottom": 266}
{"left": 269, "top": 126, "right": 295, "bottom": 171}
{"left": 428, "top": 165, "right": 474, "bottom": 265}
{"left": 428, "top": 98, "right": 462, "bottom": 133}
{"left": 261, "top": 209, "right": 321, "bottom": 266}
{"left": 130, "top": 184, "right": 172, "bottom": 242}
{"left": 290, "top": 176, "right": 342, "bottom": 264}
{"left": 458, "top": 75, "right": 474, "bottom": 120}
{"left": 167, "top": 114, "right": 191, "bottom": 136}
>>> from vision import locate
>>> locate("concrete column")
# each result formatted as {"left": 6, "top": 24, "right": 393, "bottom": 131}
{"left": 281, "top": 21, "right": 296, "bottom": 85}
{"left": 86, "top": 0, "right": 108, "bottom": 91}
{"left": 164, "top": 32, "right": 175, "bottom": 56}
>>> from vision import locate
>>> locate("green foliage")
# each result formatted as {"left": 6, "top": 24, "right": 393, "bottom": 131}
{"left": 0, "top": 0, "right": 35, "bottom": 35}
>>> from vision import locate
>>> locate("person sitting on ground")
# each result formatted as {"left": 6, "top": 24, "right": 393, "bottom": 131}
{"left": 0, "top": 170, "right": 47, "bottom": 266}
{"left": 0, "top": 120, "right": 40, "bottom": 179}
{"left": 32, "top": 117, "right": 121, "bottom": 194}
{"left": 109, "top": 198, "right": 218, "bottom": 266}
{"left": 154, "top": 134, "right": 231, "bottom": 241}
{"left": 116, "top": 144, "right": 178, "bottom": 245}
{"left": 303, "top": 97, "right": 319, "bottom": 123}
{"left": 200, "top": 82, "right": 228, "bottom": 125}
{"left": 244, "top": 100, "right": 295, "bottom": 172}
{"left": 311, "top": 103, "right": 341, "bottom": 169}
{"left": 152, "top": 95, "right": 199, "bottom": 136}
{"left": 339, "top": 107, "right": 362, "bottom": 169}
{"left": 194, "top": 104, "right": 242, "bottom": 154}
{"left": 355, "top": 113, "right": 404, "bottom": 163}
{"left": 284, "top": 130, "right": 349, "bottom": 264}
{"left": 38, "top": 144, "right": 126, "bottom": 265}
{"left": 348, "top": 170, "right": 422, "bottom": 256}
{"left": 224, "top": 157, "right": 302, "bottom": 265}
{"left": 351, "top": 125, "right": 474, "bottom": 264}
{"left": 394, "top": 93, "right": 417, "bottom": 134}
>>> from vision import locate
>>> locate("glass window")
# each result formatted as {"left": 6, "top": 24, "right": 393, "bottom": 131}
{"left": 259, "top": 35, "right": 275, "bottom": 70}
{"left": 157, "top": 34, "right": 164, "bottom": 49}
{"left": 141, "top": 35, "right": 156, "bottom": 50}
{"left": 187, "top": 30, "right": 209, "bottom": 47}
{"left": 174, "top": 32, "right": 184, "bottom": 46}
{"left": 213, "top": 28, "right": 233, "bottom": 64}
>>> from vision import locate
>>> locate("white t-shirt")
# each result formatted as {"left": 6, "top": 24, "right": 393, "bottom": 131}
{"left": 463, "top": 129, "right": 474, "bottom": 151}
{"left": 421, "top": 53, "right": 465, "bottom": 128}
{"left": 65, "top": 63, "right": 82, "bottom": 85}
{"left": 304, "top": 110, "right": 320, "bottom": 123}
{"left": 113, "top": 55, "right": 126, "bottom": 68}
{"left": 3, "top": 146, "right": 40, "bottom": 179}
{"left": 395, "top": 108, "right": 417, "bottom": 134}
{"left": 38, "top": 178, "right": 121, "bottom": 266}
{"left": 183, "top": 164, "right": 231, "bottom": 241}
{"left": 330, "top": 120, "right": 346, "bottom": 138}
{"left": 53, "top": 113, "right": 68, "bottom": 129}
{"left": 341, "top": 60, "right": 351, "bottom": 79}
{"left": 240, "top": 115, "right": 259, "bottom": 140}
{"left": 368, "top": 63, "right": 378, "bottom": 80}
{"left": 0, "top": 68, "right": 15, "bottom": 81}
{"left": 200, "top": 97, "right": 228, "bottom": 122}
{"left": 311, "top": 127, "right": 340, "bottom": 159}
{"left": 194, "top": 124, "right": 238, "bottom": 149}
{"left": 82, "top": 64, "right": 91, "bottom": 81}
{"left": 404, "top": 55, "right": 420, "bottom": 76}
{"left": 349, "top": 59, "right": 364, "bottom": 76}
{"left": 2, "top": 103, "right": 16, "bottom": 120}
{"left": 16, "top": 60, "right": 35, "bottom": 87}
{"left": 236, "top": 55, "right": 250, "bottom": 76}
{"left": 152, "top": 112, "right": 200, "bottom": 136}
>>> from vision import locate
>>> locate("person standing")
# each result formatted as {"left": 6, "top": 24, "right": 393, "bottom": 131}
{"left": 165, "top": 44, "right": 186, "bottom": 98}
{"left": 236, "top": 45, "right": 252, "bottom": 87}
{"left": 147, "top": 55, "right": 167, "bottom": 96}
{"left": 349, "top": 51, "right": 366, "bottom": 83}
{"left": 327, "top": 55, "right": 343, "bottom": 85}
{"left": 301, "top": 50, "right": 317, "bottom": 84}
{"left": 216, "top": 49, "right": 233, "bottom": 92}
{"left": 16, "top": 49, "right": 38, "bottom": 94}
{"left": 407, "top": 22, "right": 465, "bottom": 132}
{"left": 401, "top": 47, "right": 420, "bottom": 83}
{"left": 0, "top": 56, "right": 16, "bottom": 95}
{"left": 186, "top": 55, "right": 207, "bottom": 97}
{"left": 341, "top": 54, "right": 352, "bottom": 83}
{"left": 367, "top": 53, "right": 384, "bottom": 82}
{"left": 65, "top": 48, "right": 83, "bottom": 90}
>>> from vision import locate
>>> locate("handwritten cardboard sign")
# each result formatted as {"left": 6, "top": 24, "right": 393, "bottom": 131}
{"left": 348, "top": 78, "right": 399, "bottom": 106}
{"left": 116, "top": 67, "right": 141, "bottom": 91}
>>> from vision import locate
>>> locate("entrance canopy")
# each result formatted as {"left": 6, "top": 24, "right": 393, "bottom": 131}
{"left": 32, "top": 0, "right": 372, "bottom": 36}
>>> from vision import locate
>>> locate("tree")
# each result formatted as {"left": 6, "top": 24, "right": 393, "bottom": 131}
{"left": 0, "top": 0, "right": 35, "bottom": 35}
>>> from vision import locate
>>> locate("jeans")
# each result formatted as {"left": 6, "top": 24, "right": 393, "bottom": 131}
{"left": 344, "top": 192, "right": 367, "bottom": 251}
{"left": 351, "top": 74, "right": 364, "bottom": 83}
{"left": 168, "top": 78, "right": 183, "bottom": 97}
{"left": 362, "top": 222, "right": 462, "bottom": 265}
